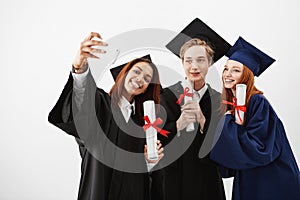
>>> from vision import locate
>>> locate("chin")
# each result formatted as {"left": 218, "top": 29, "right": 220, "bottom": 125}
{"left": 223, "top": 84, "right": 233, "bottom": 89}
{"left": 188, "top": 76, "right": 201, "bottom": 82}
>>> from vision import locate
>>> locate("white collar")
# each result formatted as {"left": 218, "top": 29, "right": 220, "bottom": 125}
{"left": 193, "top": 84, "right": 208, "bottom": 101}
{"left": 118, "top": 96, "right": 135, "bottom": 122}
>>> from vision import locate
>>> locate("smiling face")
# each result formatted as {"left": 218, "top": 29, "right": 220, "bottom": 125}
{"left": 123, "top": 61, "right": 153, "bottom": 101}
{"left": 182, "top": 45, "right": 210, "bottom": 88}
{"left": 222, "top": 60, "right": 244, "bottom": 91}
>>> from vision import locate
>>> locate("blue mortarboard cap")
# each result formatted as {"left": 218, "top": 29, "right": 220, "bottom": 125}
{"left": 227, "top": 37, "right": 275, "bottom": 76}
{"left": 110, "top": 54, "right": 152, "bottom": 81}
{"left": 166, "top": 18, "right": 231, "bottom": 63}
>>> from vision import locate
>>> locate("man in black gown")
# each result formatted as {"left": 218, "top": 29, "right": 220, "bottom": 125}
{"left": 158, "top": 18, "right": 231, "bottom": 200}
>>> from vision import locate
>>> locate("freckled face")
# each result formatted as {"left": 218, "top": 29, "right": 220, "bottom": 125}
{"left": 222, "top": 60, "right": 244, "bottom": 89}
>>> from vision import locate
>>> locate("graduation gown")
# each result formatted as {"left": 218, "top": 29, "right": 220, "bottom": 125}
{"left": 211, "top": 94, "right": 300, "bottom": 200}
{"left": 48, "top": 73, "right": 164, "bottom": 200}
{"left": 158, "top": 82, "right": 225, "bottom": 200}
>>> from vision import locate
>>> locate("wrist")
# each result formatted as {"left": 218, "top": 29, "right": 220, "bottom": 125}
{"left": 176, "top": 120, "right": 183, "bottom": 132}
{"left": 199, "top": 118, "right": 205, "bottom": 134}
{"left": 72, "top": 60, "right": 88, "bottom": 74}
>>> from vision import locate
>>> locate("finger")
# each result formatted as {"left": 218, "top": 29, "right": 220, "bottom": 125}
{"left": 184, "top": 116, "right": 197, "bottom": 123}
{"left": 182, "top": 109, "right": 198, "bottom": 114}
{"left": 182, "top": 111, "right": 198, "bottom": 119}
{"left": 182, "top": 100, "right": 198, "bottom": 107}
{"left": 157, "top": 143, "right": 162, "bottom": 150}
{"left": 84, "top": 32, "right": 102, "bottom": 41}
{"left": 82, "top": 40, "right": 108, "bottom": 48}
{"left": 181, "top": 104, "right": 198, "bottom": 111}
{"left": 81, "top": 46, "right": 106, "bottom": 54}
{"left": 80, "top": 52, "right": 99, "bottom": 59}
{"left": 158, "top": 153, "right": 164, "bottom": 160}
{"left": 158, "top": 147, "right": 164, "bottom": 154}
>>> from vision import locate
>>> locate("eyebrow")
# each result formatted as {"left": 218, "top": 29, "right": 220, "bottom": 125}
{"left": 224, "top": 65, "right": 242, "bottom": 69}
{"left": 185, "top": 56, "right": 206, "bottom": 59}
{"left": 135, "top": 66, "right": 152, "bottom": 78}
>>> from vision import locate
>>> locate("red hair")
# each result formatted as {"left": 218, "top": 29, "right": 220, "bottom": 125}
{"left": 220, "top": 65, "right": 263, "bottom": 121}
{"left": 109, "top": 58, "right": 161, "bottom": 117}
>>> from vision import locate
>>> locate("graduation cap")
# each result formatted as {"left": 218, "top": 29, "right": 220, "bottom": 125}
{"left": 165, "top": 18, "right": 231, "bottom": 63}
{"left": 110, "top": 54, "right": 152, "bottom": 81}
{"left": 226, "top": 37, "right": 276, "bottom": 77}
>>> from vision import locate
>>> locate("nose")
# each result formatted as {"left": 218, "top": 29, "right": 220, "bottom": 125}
{"left": 224, "top": 69, "right": 232, "bottom": 77}
{"left": 135, "top": 74, "right": 144, "bottom": 84}
{"left": 191, "top": 61, "right": 198, "bottom": 69}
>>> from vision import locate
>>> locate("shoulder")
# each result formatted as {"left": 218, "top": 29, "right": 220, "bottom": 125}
{"left": 248, "top": 94, "right": 276, "bottom": 116}
{"left": 207, "top": 84, "right": 221, "bottom": 97}
{"left": 249, "top": 94, "right": 269, "bottom": 106}
{"left": 206, "top": 84, "right": 221, "bottom": 103}
{"left": 95, "top": 88, "right": 111, "bottom": 104}
{"left": 161, "top": 81, "right": 182, "bottom": 97}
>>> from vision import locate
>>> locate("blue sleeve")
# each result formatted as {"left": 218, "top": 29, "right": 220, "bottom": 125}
{"left": 210, "top": 94, "right": 282, "bottom": 170}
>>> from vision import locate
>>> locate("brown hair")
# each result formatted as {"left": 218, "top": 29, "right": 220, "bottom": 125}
{"left": 179, "top": 38, "right": 215, "bottom": 65}
{"left": 109, "top": 58, "right": 161, "bottom": 117}
{"left": 220, "top": 65, "right": 263, "bottom": 120}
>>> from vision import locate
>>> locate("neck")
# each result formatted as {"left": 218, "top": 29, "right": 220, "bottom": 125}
{"left": 193, "top": 80, "right": 205, "bottom": 91}
{"left": 231, "top": 88, "right": 236, "bottom": 97}
{"left": 122, "top": 90, "right": 134, "bottom": 103}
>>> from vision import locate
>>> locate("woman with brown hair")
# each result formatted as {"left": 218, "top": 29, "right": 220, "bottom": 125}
{"left": 211, "top": 37, "right": 300, "bottom": 200}
{"left": 48, "top": 32, "right": 164, "bottom": 200}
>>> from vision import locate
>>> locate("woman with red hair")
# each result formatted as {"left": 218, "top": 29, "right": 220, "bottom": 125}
{"left": 211, "top": 37, "right": 300, "bottom": 200}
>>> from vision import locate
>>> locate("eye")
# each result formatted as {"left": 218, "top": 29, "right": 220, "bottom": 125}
{"left": 133, "top": 69, "right": 141, "bottom": 75}
{"left": 185, "top": 60, "right": 192, "bottom": 64}
{"left": 144, "top": 76, "right": 151, "bottom": 83}
{"left": 233, "top": 69, "right": 241, "bottom": 72}
{"left": 196, "top": 58, "right": 205, "bottom": 63}
{"left": 223, "top": 67, "right": 228, "bottom": 72}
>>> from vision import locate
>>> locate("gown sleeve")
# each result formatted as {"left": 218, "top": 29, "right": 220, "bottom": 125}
{"left": 210, "top": 94, "right": 282, "bottom": 170}
{"left": 158, "top": 88, "right": 181, "bottom": 146}
{"left": 48, "top": 73, "right": 79, "bottom": 137}
{"left": 48, "top": 71, "right": 111, "bottom": 139}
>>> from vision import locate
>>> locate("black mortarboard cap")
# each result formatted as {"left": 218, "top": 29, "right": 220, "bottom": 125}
{"left": 166, "top": 18, "right": 231, "bottom": 63}
{"left": 110, "top": 54, "right": 152, "bottom": 81}
{"left": 226, "top": 37, "right": 275, "bottom": 76}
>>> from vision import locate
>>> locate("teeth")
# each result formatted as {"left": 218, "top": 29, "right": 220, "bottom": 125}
{"left": 131, "top": 80, "right": 140, "bottom": 89}
{"left": 225, "top": 79, "right": 234, "bottom": 82}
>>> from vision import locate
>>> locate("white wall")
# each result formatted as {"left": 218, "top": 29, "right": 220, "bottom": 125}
{"left": 1, "top": 0, "right": 299, "bottom": 199}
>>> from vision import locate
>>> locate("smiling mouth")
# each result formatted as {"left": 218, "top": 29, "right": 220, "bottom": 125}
{"left": 224, "top": 79, "right": 234, "bottom": 83}
{"left": 130, "top": 80, "right": 141, "bottom": 89}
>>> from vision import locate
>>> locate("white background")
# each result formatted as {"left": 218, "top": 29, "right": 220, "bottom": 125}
{"left": 1, "top": 0, "right": 299, "bottom": 199}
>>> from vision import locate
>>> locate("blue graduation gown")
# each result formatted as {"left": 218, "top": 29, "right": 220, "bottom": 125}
{"left": 211, "top": 94, "right": 300, "bottom": 200}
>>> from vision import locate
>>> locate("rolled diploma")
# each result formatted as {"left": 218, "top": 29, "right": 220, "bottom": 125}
{"left": 184, "top": 80, "right": 194, "bottom": 132}
{"left": 235, "top": 84, "right": 247, "bottom": 124}
{"left": 143, "top": 100, "right": 158, "bottom": 160}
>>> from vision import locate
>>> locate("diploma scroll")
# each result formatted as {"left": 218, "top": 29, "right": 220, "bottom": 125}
{"left": 143, "top": 101, "right": 158, "bottom": 160}
{"left": 184, "top": 80, "right": 194, "bottom": 132}
{"left": 235, "top": 84, "right": 247, "bottom": 124}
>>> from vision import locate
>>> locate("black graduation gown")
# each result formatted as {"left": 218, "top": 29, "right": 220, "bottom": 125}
{"left": 158, "top": 82, "right": 225, "bottom": 200}
{"left": 48, "top": 73, "right": 164, "bottom": 200}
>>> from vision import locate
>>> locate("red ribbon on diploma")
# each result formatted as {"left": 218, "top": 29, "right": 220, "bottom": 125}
{"left": 222, "top": 97, "right": 247, "bottom": 122}
{"left": 143, "top": 116, "right": 170, "bottom": 137}
{"left": 176, "top": 87, "right": 193, "bottom": 105}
